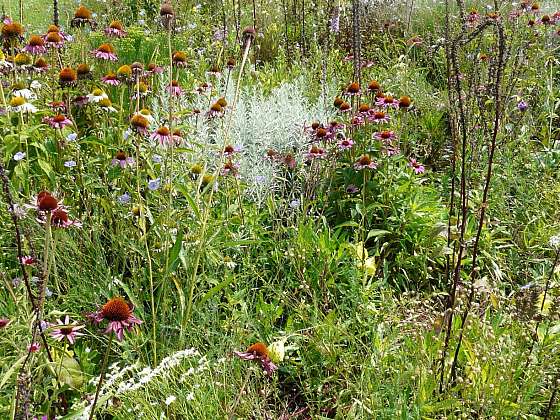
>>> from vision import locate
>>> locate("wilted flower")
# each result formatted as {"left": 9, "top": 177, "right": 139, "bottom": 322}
{"left": 234, "top": 342, "right": 278, "bottom": 375}
{"left": 88, "top": 297, "right": 142, "bottom": 341}
{"left": 50, "top": 315, "right": 84, "bottom": 344}
{"left": 0, "top": 318, "right": 9, "bottom": 329}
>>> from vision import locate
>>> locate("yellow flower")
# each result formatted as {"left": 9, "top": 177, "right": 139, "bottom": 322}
{"left": 354, "top": 242, "right": 376, "bottom": 276}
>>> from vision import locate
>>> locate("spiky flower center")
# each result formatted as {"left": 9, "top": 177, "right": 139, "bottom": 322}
{"left": 131, "top": 115, "right": 149, "bottom": 128}
{"left": 117, "top": 65, "right": 132, "bottom": 76}
{"left": 74, "top": 5, "right": 93, "bottom": 19}
{"left": 99, "top": 98, "right": 113, "bottom": 108}
{"left": 14, "top": 53, "right": 31, "bottom": 65}
{"left": 247, "top": 342, "right": 269, "bottom": 358}
{"left": 37, "top": 191, "right": 58, "bottom": 211}
{"left": 109, "top": 20, "right": 124, "bottom": 30}
{"left": 156, "top": 127, "right": 170, "bottom": 136}
{"left": 10, "top": 96, "right": 26, "bottom": 107}
{"left": 97, "top": 43, "right": 115, "bottom": 54}
{"left": 28, "top": 35, "right": 44, "bottom": 46}
{"left": 347, "top": 82, "right": 360, "bottom": 94}
{"left": 358, "top": 155, "right": 372, "bottom": 166}
{"left": 2, "top": 22, "right": 24, "bottom": 38}
{"left": 116, "top": 151, "right": 127, "bottom": 161}
{"left": 59, "top": 68, "right": 77, "bottom": 82}
{"left": 53, "top": 114, "right": 66, "bottom": 123}
{"left": 45, "top": 32, "right": 62, "bottom": 43}
{"left": 77, "top": 63, "right": 90, "bottom": 74}
{"left": 101, "top": 297, "right": 132, "bottom": 322}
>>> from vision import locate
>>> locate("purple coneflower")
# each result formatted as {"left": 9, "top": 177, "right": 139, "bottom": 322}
{"left": 409, "top": 158, "right": 425, "bottom": 174}
{"left": 130, "top": 114, "right": 150, "bottom": 135}
{"left": 19, "top": 256, "right": 35, "bottom": 265}
{"left": 44, "top": 30, "right": 64, "bottom": 49}
{"left": 337, "top": 138, "right": 354, "bottom": 150}
{"left": 346, "top": 184, "right": 359, "bottom": 194}
{"left": 48, "top": 101, "right": 66, "bottom": 112}
{"left": 28, "top": 342, "right": 40, "bottom": 353}
{"left": 223, "top": 144, "right": 242, "bottom": 157}
{"left": 306, "top": 144, "right": 327, "bottom": 160}
{"left": 23, "top": 35, "right": 47, "bottom": 55}
{"left": 345, "top": 82, "right": 361, "bottom": 96}
{"left": 374, "top": 130, "right": 396, "bottom": 143}
{"left": 207, "top": 102, "right": 224, "bottom": 118}
{"left": 222, "top": 161, "right": 239, "bottom": 177}
{"left": 101, "top": 72, "right": 120, "bottom": 86}
{"left": 112, "top": 151, "right": 135, "bottom": 168}
{"left": 104, "top": 20, "right": 127, "bottom": 38}
{"left": 50, "top": 207, "right": 81, "bottom": 228}
{"left": 43, "top": 114, "right": 72, "bottom": 129}
{"left": 234, "top": 342, "right": 278, "bottom": 376}
{"left": 151, "top": 126, "right": 172, "bottom": 146}
{"left": 88, "top": 297, "right": 142, "bottom": 341}
{"left": 354, "top": 155, "right": 378, "bottom": 170}
{"left": 91, "top": 43, "right": 118, "bottom": 61}
{"left": 368, "top": 110, "right": 391, "bottom": 124}
{"left": 167, "top": 80, "right": 183, "bottom": 97}
{"left": 50, "top": 315, "right": 85, "bottom": 344}
{"left": 375, "top": 95, "right": 399, "bottom": 109}
{"left": 147, "top": 63, "right": 164, "bottom": 75}
{"left": 383, "top": 144, "right": 400, "bottom": 157}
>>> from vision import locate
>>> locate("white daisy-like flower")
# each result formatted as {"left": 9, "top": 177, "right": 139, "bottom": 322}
{"left": 12, "top": 88, "right": 36, "bottom": 100}
{"left": 9, "top": 97, "right": 37, "bottom": 113}
{"left": 87, "top": 88, "right": 109, "bottom": 103}
{"left": 165, "top": 395, "right": 176, "bottom": 406}
{"left": 550, "top": 235, "right": 560, "bottom": 249}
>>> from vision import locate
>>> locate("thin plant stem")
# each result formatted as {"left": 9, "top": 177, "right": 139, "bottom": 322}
{"left": 88, "top": 332, "right": 114, "bottom": 420}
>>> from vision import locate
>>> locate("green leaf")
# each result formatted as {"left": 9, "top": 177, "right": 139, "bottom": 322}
{"left": 0, "top": 355, "right": 26, "bottom": 390}
{"left": 37, "top": 159, "right": 55, "bottom": 186}
{"left": 166, "top": 230, "right": 184, "bottom": 275}
{"left": 366, "top": 229, "right": 391, "bottom": 240}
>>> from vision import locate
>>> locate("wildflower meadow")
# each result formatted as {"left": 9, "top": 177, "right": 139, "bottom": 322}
{"left": 0, "top": 0, "right": 560, "bottom": 418}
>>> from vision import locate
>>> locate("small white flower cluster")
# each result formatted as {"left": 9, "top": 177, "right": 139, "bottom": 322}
{"left": 79, "top": 348, "right": 199, "bottom": 418}
{"left": 550, "top": 235, "right": 560, "bottom": 249}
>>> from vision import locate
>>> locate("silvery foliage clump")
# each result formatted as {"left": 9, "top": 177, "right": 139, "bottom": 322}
{"left": 190, "top": 78, "right": 336, "bottom": 205}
